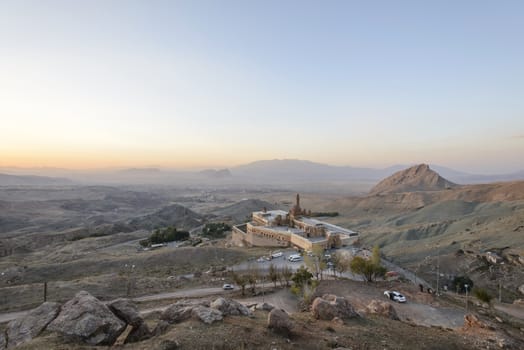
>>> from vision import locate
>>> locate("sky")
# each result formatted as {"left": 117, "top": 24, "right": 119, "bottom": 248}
{"left": 1, "top": 0, "right": 523, "bottom": 174}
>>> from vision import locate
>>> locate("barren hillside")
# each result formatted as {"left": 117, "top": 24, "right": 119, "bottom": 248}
{"left": 369, "top": 164, "right": 457, "bottom": 195}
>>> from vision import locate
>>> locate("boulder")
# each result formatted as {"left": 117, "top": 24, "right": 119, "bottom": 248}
{"left": 210, "top": 297, "right": 252, "bottom": 316}
{"left": 152, "top": 320, "right": 170, "bottom": 336}
{"left": 255, "top": 302, "right": 275, "bottom": 312}
{"left": 463, "top": 314, "right": 491, "bottom": 330}
{"left": 0, "top": 331, "right": 6, "bottom": 350}
{"left": 267, "top": 309, "right": 294, "bottom": 336}
{"left": 191, "top": 306, "right": 223, "bottom": 324}
{"left": 6, "top": 302, "right": 61, "bottom": 349}
{"left": 156, "top": 339, "right": 180, "bottom": 350}
{"left": 161, "top": 304, "right": 194, "bottom": 324}
{"left": 47, "top": 291, "right": 126, "bottom": 346}
{"left": 365, "top": 300, "right": 399, "bottom": 320}
{"left": 311, "top": 295, "right": 359, "bottom": 321}
{"left": 125, "top": 322, "right": 152, "bottom": 343}
{"left": 108, "top": 298, "right": 143, "bottom": 327}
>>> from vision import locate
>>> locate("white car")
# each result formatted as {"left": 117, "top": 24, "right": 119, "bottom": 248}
{"left": 384, "top": 290, "right": 406, "bottom": 303}
{"left": 271, "top": 252, "right": 283, "bottom": 258}
{"left": 222, "top": 284, "right": 234, "bottom": 290}
{"left": 288, "top": 254, "right": 302, "bottom": 262}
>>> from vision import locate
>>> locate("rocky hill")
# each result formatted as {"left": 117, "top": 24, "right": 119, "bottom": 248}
{"left": 369, "top": 164, "right": 457, "bottom": 195}
{"left": 210, "top": 198, "right": 276, "bottom": 223}
{"left": 127, "top": 204, "right": 204, "bottom": 231}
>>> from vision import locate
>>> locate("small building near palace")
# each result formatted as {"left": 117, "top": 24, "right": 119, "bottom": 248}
{"left": 232, "top": 194, "right": 359, "bottom": 251}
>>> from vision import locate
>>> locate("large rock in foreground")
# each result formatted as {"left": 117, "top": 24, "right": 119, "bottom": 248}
{"left": 161, "top": 300, "right": 208, "bottom": 324}
{"left": 191, "top": 306, "right": 223, "bottom": 324}
{"left": 365, "top": 300, "right": 399, "bottom": 320}
{"left": 311, "top": 295, "right": 359, "bottom": 321}
{"left": 108, "top": 298, "right": 143, "bottom": 327}
{"left": 210, "top": 297, "right": 252, "bottom": 316}
{"left": 6, "top": 302, "right": 61, "bottom": 349}
{"left": 267, "top": 309, "right": 294, "bottom": 336}
{"left": 47, "top": 291, "right": 126, "bottom": 346}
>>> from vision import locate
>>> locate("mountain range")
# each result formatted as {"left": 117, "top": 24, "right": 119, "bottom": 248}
{"left": 1, "top": 159, "right": 523, "bottom": 186}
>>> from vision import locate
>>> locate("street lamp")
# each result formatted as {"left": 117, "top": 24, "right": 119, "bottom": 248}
{"left": 124, "top": 264, "right": 136, "bottom": 297}
{"left": 464, "top": 284, "right": 469, "bottom": 312}
{"left": 436, "top": 244, "right": 440, "bottom": 296}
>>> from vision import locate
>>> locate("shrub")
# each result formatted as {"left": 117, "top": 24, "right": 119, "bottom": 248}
{"left": 473, "top": 287, "right": 492, "bottom": 303}
{"left": 202, "top": 222, "right": 231, "bottom": 238}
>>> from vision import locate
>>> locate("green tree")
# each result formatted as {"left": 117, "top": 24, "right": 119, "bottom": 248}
{"left": 473, "top": 287, "right": 492, "bottom": 303}
{"left": 304, "top": 245, "right": 327, "bottom": 280}
{"left": 202, "top": 222, "right": 231, "bottom": 238}
{"left": 371, "top": 245, "right": 381, "bottom": 266}
{"left": 291, "top": 265, "right": 314, "bottom": 296}
{"left": 453, "top": 276, "right": 474, "bottom": 293}
{"left": 350, "top": 256, "right": 386, "bottom": 282}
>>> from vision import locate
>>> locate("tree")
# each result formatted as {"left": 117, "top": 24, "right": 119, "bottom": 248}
{"left": 292, "top": 265, "right": 313, "bottom": 288}
{"left": 350, "top": 256, "right": 386, "bottom": 282}
{"left": 202, "top": 222, "right": 231, "bottom": 238}
{"left": 280, "top": 265, "right": 293, "bottom": 287}
{"left": 268, "top": 263, "right": 279, "bottom": 288}
{"left": 332, "top": 251, "right": 350, "bottom": 277}
{"left": 453, "top": 276, "right": 474, "bottom": 293}
{"left": 304, "top": 245, "right": 327, "bottom": 280}
{"left": 371, "top": 245, "right": 381, "bottom": 266}
{"left": 247, "top": 265, "right": 259, "bottom": 294}
{"left": 473, "top": 287, "right": 492, "bottom": 303}
{"left": 232, "top": 271, "right": 248, "bottom": 296}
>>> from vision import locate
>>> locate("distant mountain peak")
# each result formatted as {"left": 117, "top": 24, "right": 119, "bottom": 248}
{"left": 369, "top": 164, "right": 457, "bottom": 195}
{"left": 198, "top": 168, "right": 232, "bottom": 178}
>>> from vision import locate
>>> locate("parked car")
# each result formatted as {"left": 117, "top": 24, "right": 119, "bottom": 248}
{"left": 222, "top": 284, "right": 234, "bottom": 290}
{"left": 384, "top": 290, "right": 406, "bottom": 303}
{"left": 288, "top": 254, "right": 302, "bottom": 262}
{"left": 271, "top": 251, "right": 283, "bottom": 258}
{"left": 256, "top": 257, "right": 266, "bottom": 263}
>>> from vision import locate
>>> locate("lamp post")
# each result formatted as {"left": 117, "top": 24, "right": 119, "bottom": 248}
{"left": 465, "top": 284, "right": 469, "bottom": 312}
{"left": 124, "top": 264, "right": 136, "bottom": 297}
{"left": 436, "top": 244, "right": 440, "bottom": 296}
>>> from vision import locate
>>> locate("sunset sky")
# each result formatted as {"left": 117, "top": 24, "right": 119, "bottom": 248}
{"left": 1, "top": 0, "right": 523, "bottom": 173}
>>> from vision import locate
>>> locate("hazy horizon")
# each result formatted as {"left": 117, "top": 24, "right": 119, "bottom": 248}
{"left": 2, "top": 1, "right": 523, "bottom": 174}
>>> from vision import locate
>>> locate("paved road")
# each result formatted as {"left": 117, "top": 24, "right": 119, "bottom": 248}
{"left": 0, "top": 285, "right": 238, "bottom": 324}
{"left": 494, "top": 302, "right": 524, "bottom": 320}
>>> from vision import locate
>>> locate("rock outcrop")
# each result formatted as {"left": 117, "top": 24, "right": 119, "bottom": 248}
{"left": 256, "top": 302, "right": 275, "bottom": 311}
{"left": 47, "top": 291, "right": 126, "bottom": 346}
{"left": 125, "top": 322, "right": 152, "bottom": 343}
{"left": 161, "top": 300, "right": 206, "bottom": 324}
{"left": 463, "top": 314, "right": 492, "bottom": 330}
{"left": 267, "top": 308, "right": 294, "bottom": 336}
{"left": 108, "top": 298, "right": 143, "bottom": 327}
{"left": 365, "top": 300, "right": 399, "bottom": 320}
{"left": 370, "top": 164, "right": 457, "bottom": 195}
{"left": 210, "top": 297, "right": 252, "bottom": 316}
{"left": 6, "top": 302, "right": 61, "bottom": 349}
{"left": 0, "top": 331, "right": 6, "bottom": 350}
{"left": 191, "top": 306, "right": 223, "bottom": 324}
{"left": 311, "top": 295, "right": 359, "bottom": 321}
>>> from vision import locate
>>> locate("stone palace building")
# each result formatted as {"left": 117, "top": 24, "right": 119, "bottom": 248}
{"left": 232, "top": 194, "right": 359, "bottom": 251}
